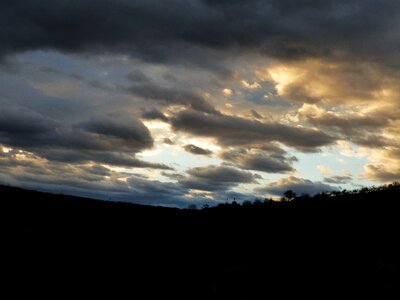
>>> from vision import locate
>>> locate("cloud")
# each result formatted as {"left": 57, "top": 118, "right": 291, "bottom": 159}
{"left": 297, "top": 104, "right": 399, "bottom": 148}
{"left": 2, "top": 0, "right": 400, "bottom": 68}
{"left": 2, "top": 0, "right": 400, "bottom": 202}
{"left": 126, "top": 70, "right": 150, "bottom": 83}
{"left": 324, "top": 175, "right": 352, "bottom": 184}
{"left": 269, "top": 61, "right": 397, "bottom": 105}
{"left": 171, "top": 110, "right": 334, "bottom": 151}
{"left": 141, "top": 109, "right": 169, "bottom": 122}
{"left": 255, "top": 176, "right": 336, "bottom": 196}
{"left": 250, "top": 109, "right": 264, "bottom": 120}
{"left": 0, "top": 105, "right": 58, "bottom": 147}
{"left": 127, "top": 176, "right": 186, "bottom": 199}
{"left": 0, "top": 106, "right": 171, "bottom": 169}
{"left": 298, "top": 104, "right": 395, "bottom": 132}
{"left": 179, "top": 165, "right": 258, "bottom": 191}
{"left": 127, "top": 83, "right": 217, "bottom": 113}
{"left": 161, "top": 171, "right": 185, "bottom": 180}
{"left": 0, "top": 149, "right": 198, "bottom": 207}
{"left": 364, "top": 164, "right": 400, "bottom": 182}
{"left": 183, "top": 144, "right": 213, "bottom": 156}
{"left": 220, "top": 148, "right": 296, "bottom": 173}
{"left": 78, "top": 113, "right": 154, "bottom": 151}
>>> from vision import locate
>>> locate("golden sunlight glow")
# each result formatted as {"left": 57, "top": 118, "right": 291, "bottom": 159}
{"left": 264, "top": 59, "right": 400, "bottom": 105}
{"left": 336, "top": 141, "right": 369, "bottom": 158}
{"left": 268, "top": 65, "right": 303, "bottom": 95}
{"left": 15, "top": 154, "right": 27, "bottom": 159}
{"left": 1, "top": 146, "right": 12, "bottom": 153}
{"left": 117, "top": 177, "right": 129, "bottom": 183}
{"left": 222, "top": 88, "right": 232, "bottom": 96}
{"left": 143, "top": 120, "right": 170, "bottom": 130}
{"left": 317, "top": 165, "right": 334, "bottom": 176}
{"left": 140, "top": 148, "right": 162, "bottom": 157}
{"left": 225, "top": 103, "right": 233, "bottom": 108}
{"left": 185, "top": 189, "right": 214, "bottom": 200}
{"left": 241, "top": 80, "right": 260, "bottom": 89}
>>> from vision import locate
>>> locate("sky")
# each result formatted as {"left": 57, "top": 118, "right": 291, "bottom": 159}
{"left": 1, "top": 0, "right": 400, "bottom": 207}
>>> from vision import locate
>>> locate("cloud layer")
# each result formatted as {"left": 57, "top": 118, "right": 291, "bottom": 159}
{"left": 2, "top": 0, "right": 400, "bottom": 66}
{"left": 1, "top": 0, "right": 400, "bottom": 206}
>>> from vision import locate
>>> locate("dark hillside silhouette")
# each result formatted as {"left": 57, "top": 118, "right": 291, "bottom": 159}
{"left": 1, "top": 184, "right": 399, "bottom": 299}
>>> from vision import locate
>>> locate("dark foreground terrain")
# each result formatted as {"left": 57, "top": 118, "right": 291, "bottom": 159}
{"left": 1, "top": 184, "right": 399, "bottom": 298}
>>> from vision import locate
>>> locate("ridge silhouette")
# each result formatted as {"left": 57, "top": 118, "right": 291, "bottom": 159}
{"left": 1, "top": 183, "right": 399, "bottom": 299}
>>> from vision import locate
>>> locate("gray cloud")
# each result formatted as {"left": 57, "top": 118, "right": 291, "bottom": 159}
{"left": 78, "top": 113, "right": 154, "bottom": 150}
{"left": 126, "top": 70, "right": 150, "bottom": 83}
{"left": 0, "top": 150, "right": 197, "bottom": 207}
{"left": 0, "top": 106, "right": 171, "bottom": 169}
{"left": 0, "top": 105, "right": 58, "bottom": 148}
{"left": 127, "top": 176, "right": 186, "bottom": 199}
{"left": 36, "top": 149, "right": 172, "bottom": 170}
{"left": 183, "top": 144, "right": 213, "bottom": 156}
{"left": 161, "top": 171, "right": 185, "bottom": 181}
{"left": 180, "top": 165, "right": 258, "bottom": 191}
{"left": 141, "top": 109, "right": 169, "bottom": 122}
{"left": 172, "top": 110, "right": 334, "bottom": 151}
{"left": 221, "top": 148, "right": 296, "bottom": 173}
{"left": 1, "top": 0, "right": 399, "bottom": 68}
{"left": 255, "top": 176, "right": 336, "bottom": 196}
{"left": 300, "top": 106, "right": 398, "bottom": 148}
{"left": 127, "top": 83, "right": 217, "bottom": 113}
{"left": 324, "top": 175, "right": 352, "bottom": 184}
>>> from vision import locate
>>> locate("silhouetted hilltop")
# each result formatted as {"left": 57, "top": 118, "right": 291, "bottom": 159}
{"left": 2, "top": 184, "right": 399, "bottom": 299}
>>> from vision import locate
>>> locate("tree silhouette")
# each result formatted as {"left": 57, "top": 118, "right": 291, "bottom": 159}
{"left": 283, "top": 190, "right": 296, "bottom": 201}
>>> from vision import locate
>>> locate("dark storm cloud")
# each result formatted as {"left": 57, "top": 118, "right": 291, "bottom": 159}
{"left": 0, "top": 105, "right": 58, "bottom": 147}
{"left": 0, "top": 106, "right": 171, "bottom": 169}
{"left": 179, "top": 165, "right": 259, "bottom": 191}
{"left": 0, "top": 107, "right": 153, "bottom": 152}
{"left": 183, "top": 144, "right": 213, "bottom": 156}
{"left": 37, "top": 148, "right": 172, "bottom": 170}
{"left": 221, "top": 148, "right": 296, "bottom": 173}
{"left": 171, "top": 110, "right": 334, "bottom": 151}
{"left": 255, "top": 176, "right": 336, "bottom": 197}
{"left": 38, "top": 66, "right": 115, "bottom": 92}
{"left": 2, "top": 0, "right": 399, "bottom": 66}
{"left": 126, "top": 70, "right": 150, "bottom": 83}
{"left": 141, "top": 109, "right": 169, "bottom": 122}
{"left": 78, "top": 113, "right": 154, "bottom": 150}
{"left": 127, "top": 83, "right": 217, "bottom": 113}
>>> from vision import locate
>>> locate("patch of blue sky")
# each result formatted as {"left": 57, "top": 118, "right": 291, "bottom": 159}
{"left": 292, "top": 145, "right": 374, "bottom": 188}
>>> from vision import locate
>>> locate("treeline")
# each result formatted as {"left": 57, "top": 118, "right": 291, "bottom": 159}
{"left": 205, "top": 181, "right": 400, "bottom": 210}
